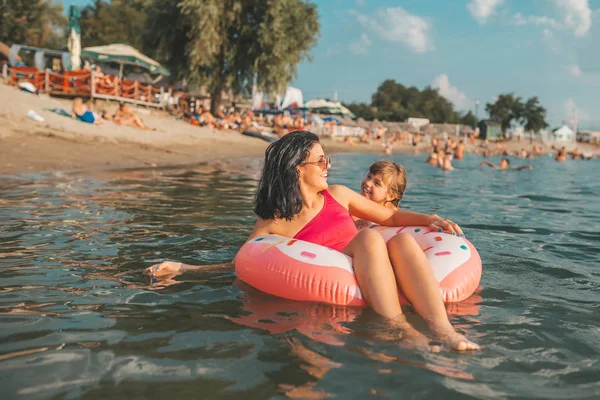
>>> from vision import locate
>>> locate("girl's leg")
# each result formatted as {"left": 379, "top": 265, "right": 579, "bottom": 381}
{"left": 386, "top": 233, "right": 479, "bottom": 351}
{"left": 343, "top": 229, "right": 437, "bottom": 350}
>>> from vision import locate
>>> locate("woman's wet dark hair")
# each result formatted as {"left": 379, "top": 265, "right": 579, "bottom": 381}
{"left": 254, "top": 130, "right": 320, "bottom": 220}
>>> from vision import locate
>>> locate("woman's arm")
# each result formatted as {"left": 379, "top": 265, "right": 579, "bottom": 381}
{"left": 146, "top": 219, "right": 272, "bottom": 279}
{"left": 329, "top": 185, "right": 463, "bottom": 235}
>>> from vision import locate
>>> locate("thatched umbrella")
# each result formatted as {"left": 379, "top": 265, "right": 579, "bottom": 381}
{"left": 382, "top": 120, "right": 395, "bottom": 129}
{"left": 462, "top": 125, "right": 474, "bottom": 135}
{"left": 341, "top": 116, "right": 357, "bottom": 126}
{"left": 371, "top": 119, "right": 383, "bottom": 129}
{"left": 356, "top": 117, "right": 370, "bottom": 129}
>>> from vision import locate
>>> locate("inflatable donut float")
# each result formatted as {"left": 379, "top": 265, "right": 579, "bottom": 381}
{"left": 235, "top": 225, "right": 482, "bottom": 307}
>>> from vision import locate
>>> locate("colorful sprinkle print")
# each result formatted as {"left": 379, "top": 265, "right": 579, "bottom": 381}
{"left": 422, "top": 245, "right": 434, "bottom": 252}
{"left": 300, "top": 251, "right": 317, "bottom": 259}
{"left": 254, "top": 237, "right": 264, "bottom": 242}
{"left": 460, "top": 245, "right": 468, "bottom": 250}
{"left": 396, "top": 227, "right": 407, "bottom": 234}
{"left": 435, "top": 251, "right": 452, "bottom": 256}
{"left": 413, "top": 228, "right": 421, "bottom": 233}
{"left": 261, "top": 240, "right": 285, "bottom": 253}
{"left": 287, "top": 240, "right": 298, "bottom": 246}
{"left": 434, "top": 236, "right": 443, "bottom": 242}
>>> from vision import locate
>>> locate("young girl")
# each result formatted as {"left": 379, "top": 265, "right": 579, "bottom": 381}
{"left": 355, "top": 161, "right": 406, "bottom": 230}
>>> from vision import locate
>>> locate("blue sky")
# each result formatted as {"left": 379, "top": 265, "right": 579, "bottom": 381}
{"left": 62, "top": 0, "right": 599, "bottom": 128}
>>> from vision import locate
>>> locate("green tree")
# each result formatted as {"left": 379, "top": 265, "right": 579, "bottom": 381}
{"left": 347, "top": 79, "right": 462, "bottom": 123}
{"left": 460, "top": 110, "right": 478, "bottom": 128}
{"left": 485, "top": 93, "right": 524, "bottom": 133}
{"left": 522, "top": 96, "right": 548, "bottom": 135}
{"left": 145, "top": 0, "right": 320, "bottom": 114}
{"left": 343, "top": 102, "right": 376, "bottom": 121}
{"left": 142, "top": 0, "right": 191, "bottom": 80}
{"left": 79, "top": 0, "right": 149, "bottom": 49}
{"left": 0, "top": 0, "right": 66, "bottom": 49}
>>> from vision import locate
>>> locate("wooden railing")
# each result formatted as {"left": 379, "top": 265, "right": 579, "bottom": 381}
{"left": 5, "top": 66, "right": 165, "bottom": 108}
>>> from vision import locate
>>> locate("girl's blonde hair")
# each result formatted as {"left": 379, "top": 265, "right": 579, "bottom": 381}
{"left": 368, "top": 161, "right": 407, "bottom": 208}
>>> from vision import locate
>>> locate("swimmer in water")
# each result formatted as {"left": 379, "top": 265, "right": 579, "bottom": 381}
{"left": 479, "top": 158, "right": 533, "bottom": 171}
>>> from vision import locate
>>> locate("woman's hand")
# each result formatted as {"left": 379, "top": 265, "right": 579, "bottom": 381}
{"left": 427, "top": 214, "right": 464, "bottom": 237}
{"left": 145, "top": 261, "right": 183, "bottom": 280}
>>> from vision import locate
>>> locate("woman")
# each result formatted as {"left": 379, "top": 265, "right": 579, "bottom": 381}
{"left": 72, "top": 97, "right": 103, "bottom": 125}
{"left": 149, "top": 131, "right": 479, "bottom": 351}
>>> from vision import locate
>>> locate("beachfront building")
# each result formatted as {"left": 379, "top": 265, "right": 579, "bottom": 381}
{"left": 552, "top": 125, "right": 576, "bottom": 142}
{"left": 407, "top": 117, "right": 429, "bottom": 129}
{"left": 578, "top": 130, "right": 600, "bottom": 144}
{"left": 477, "top": 120, "right": 502, "bottom": 140}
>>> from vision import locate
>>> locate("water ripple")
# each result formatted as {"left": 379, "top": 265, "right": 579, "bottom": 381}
{"left": 1, "top": 155, "right": 599, "bottom": 399}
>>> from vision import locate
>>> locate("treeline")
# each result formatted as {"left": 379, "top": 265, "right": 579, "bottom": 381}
{"left": 0, "top": 0, "right": 67, "bottom": 50}
{"left": 1, "top": 0, "right": 320, "bottom": 114}
{"left": 344, "top": 80, "right": 548, "bottom": 132}
{"left": 485, "top": 93, "right": 548, "bottom": 133}
{"left": 343, "top": 80, "right": 478, "bottom": 126}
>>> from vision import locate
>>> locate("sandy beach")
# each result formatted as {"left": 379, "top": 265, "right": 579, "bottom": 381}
{"left": 0, "top": 84, "right": 389, "bottom": 175}
{"left": 1, "top": 84, "right": 597, "bottom": 175}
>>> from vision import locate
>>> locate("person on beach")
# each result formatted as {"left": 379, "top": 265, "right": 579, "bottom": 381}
{"left": 71, "top": 97, "right": 103, "bottom": 125}
{"left": 114, "top": 103, "right": 152, "bottom": 130}
{"left": 147, "top": 131, "right": 479, "bottom": 351}
{"left": 480, "top": 158, "right": 532, "bottom": 171}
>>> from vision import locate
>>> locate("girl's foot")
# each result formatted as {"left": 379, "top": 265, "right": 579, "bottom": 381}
{"left": 432, "top": 327, "right": 480, "bottom": 351}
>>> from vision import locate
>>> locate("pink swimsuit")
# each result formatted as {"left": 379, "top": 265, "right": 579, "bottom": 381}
{"left": 293, "top": 190, "right": 358, "bottom": 251}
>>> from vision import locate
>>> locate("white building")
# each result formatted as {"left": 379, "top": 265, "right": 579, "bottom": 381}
{"left": 553, "top": 125, "right": 576, "bottom": 142}
{"left": 407, "top": 117, "right": 429, "bottom": 129}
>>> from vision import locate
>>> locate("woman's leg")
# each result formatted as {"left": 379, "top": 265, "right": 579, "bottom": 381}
{"left": 342, "top": 229, "right": 403, "bottom": 319}
{"left": 386, "top": 233, "right": 479, "bottom": 351}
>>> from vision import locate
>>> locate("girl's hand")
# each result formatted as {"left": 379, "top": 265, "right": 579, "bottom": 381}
{"left": 145, "top": 261, "right": 183, "bottom": 280}
{"left": 427, "top": 214, "right": 464, "bottom": 237}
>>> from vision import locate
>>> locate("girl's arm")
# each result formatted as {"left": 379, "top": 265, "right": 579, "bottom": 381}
{"left": 479, "top": 161, "right": 496, "bottom": 168}
{"left": 329, "top": 185, "right": 464, "bottom": 236}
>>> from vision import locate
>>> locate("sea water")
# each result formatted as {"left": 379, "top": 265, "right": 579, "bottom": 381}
{"left": 1, "top": 153, "right": 599, "bottom": 399}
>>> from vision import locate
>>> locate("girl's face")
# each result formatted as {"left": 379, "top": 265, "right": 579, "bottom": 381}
{"left": 361, "top": 172, "right": 392, "bottom": 205}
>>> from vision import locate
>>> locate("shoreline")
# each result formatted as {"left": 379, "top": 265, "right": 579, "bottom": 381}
{"left": 0, "top": 122, "right": 404, "bottom": 177}
{"left": 0, "top": 84, "right": 411, "bottom": 176}
{"left": 1, "top": 84, "right": 597, "bottom": 177}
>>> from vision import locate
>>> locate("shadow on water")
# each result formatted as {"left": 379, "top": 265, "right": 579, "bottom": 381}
{"left": 1, "top": 155, "right": 599, "bottom": 399}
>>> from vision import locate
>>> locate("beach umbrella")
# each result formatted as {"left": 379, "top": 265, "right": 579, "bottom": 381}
{"left": 356, "top": 117, "right": 369, "bottom": 129}
{"left": 371, "top": 119, "right": 383, "bottom": 129}
{"left": 341, "top": 116, "right": 357, "bottom": 126}
{"left": 82, "top": 43, "right": 170, "bottom": 78}
{"left": 67, "top": 5, "right": 81, "bottom": 70}
{"left": 305, "top": 98, "right": 355, "bottom": 118}
{"left": 323, "top": 116, "right": 341, "bottom": 124}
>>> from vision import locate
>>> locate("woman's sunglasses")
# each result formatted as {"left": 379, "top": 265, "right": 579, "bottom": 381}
{"left": 300, "top": 155, "right": 331, "bottom": 171}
